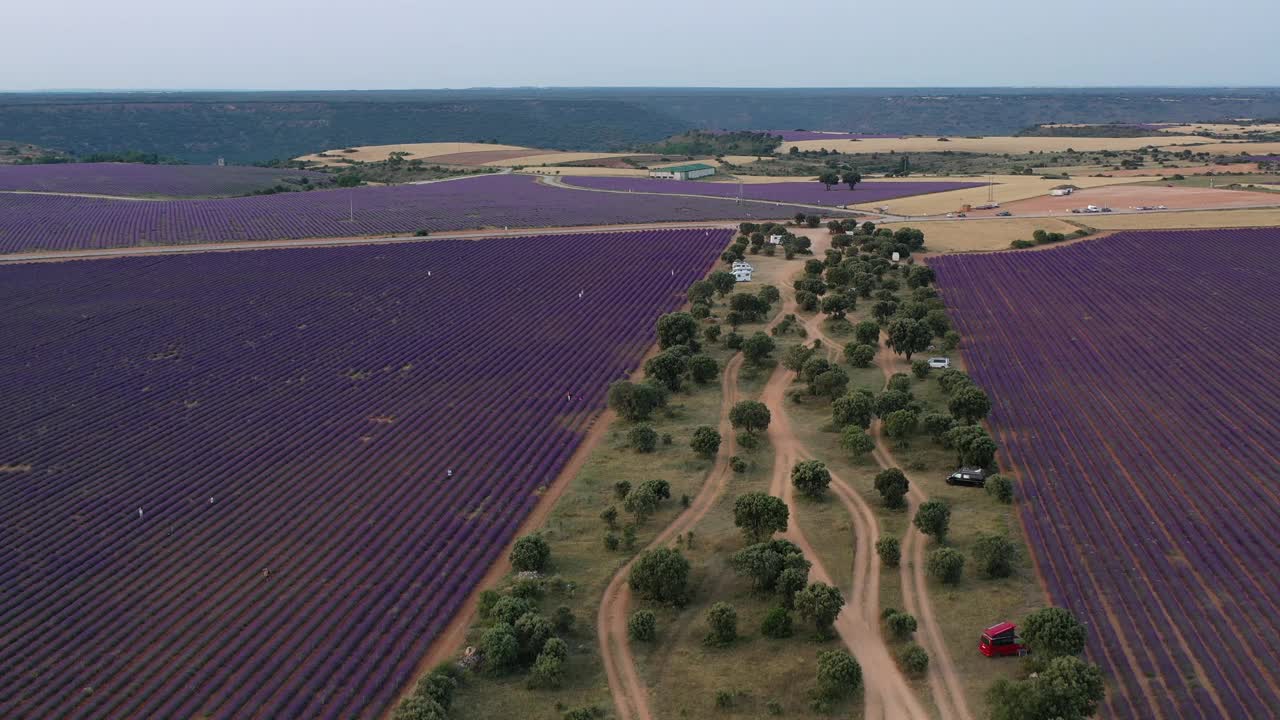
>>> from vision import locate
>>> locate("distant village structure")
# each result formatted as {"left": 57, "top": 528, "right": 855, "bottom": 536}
{"left": 649, "top": 163, "right": 716, "bottom": 181}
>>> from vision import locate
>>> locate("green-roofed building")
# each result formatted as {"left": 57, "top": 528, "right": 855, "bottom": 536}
{"left": 649, "top": 163, "right": 717, "bottom": 181}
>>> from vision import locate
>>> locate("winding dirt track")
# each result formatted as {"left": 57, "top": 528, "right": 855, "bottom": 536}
{"left": 597, "top": 348, "right": 749, "bottom": 720}
{"left": 769, "top": 311, "right": 929, "bottom": 720}
{"left": 871, "top": 339, "right": 975, "bottom": 720}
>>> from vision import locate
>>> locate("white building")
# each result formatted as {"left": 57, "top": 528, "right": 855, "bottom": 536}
{"left": 731, "top": 260, "right": 753, "bottom": 282}
{"left": 768, "top": 234, "right": 785, "bottom": 245}
{"left": 649, "top": 163, "right": 717, "bottom": 181}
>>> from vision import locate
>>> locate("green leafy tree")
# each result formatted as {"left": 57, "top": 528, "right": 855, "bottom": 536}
{"left": 393, "top": 696, "right": 447, "bottom": 720}
{"left": 927, "top": 547, "right": 965, "bottom": 584}
{"left": 949, "top": 385, "right": 992, "bottom": 423}
{"left": 782, "top": 343, "right": 815, "bottom": 372}
{"left": 690, "top": 425, "right": 721, "bottom": 459}
{"left": 821, "top": 294, "right": 849, "bottom": 320}
{"left": 899, "top": 644, "right": 929, "bottom": 675}
{"left": 489, "top": 595, "right": 534, "bottom": 624}
{"left": 873, "top": 468, "right": 910, "bottom": 509}
{"left": 886, "top": 317, "right": 933, "bottom": 360}
{"left": 510, "top": 535, "right": 551, "bottom": 572}
{"left": 876, "top": 536, "right": 901, "bottom": 567}
{"left": 628, "top": 610, "right": 657, "bottom": 641}
{"left": 874, "top": 389, "right": 911, "bottom": 417}
{"left": 515, "top": 612, "right": 555, "bottom": 661}
{"left": 710, "top": 270, "right": 737, "bottom": 297}
{"left": 911, "top": 359, "right": 930, "bottom": 379}
{"left": 985, "top": 474, "right": 1014, "bottom": 503}
{"left": 480, "top": 622, "right": 519, "bottom": 675}
{"left": 972, "top": 533, "right": 1018, "bottom": 578}
{"left": 923, "top": 412, "right": 957, "bottom": 441}
{"left": 704, "top": 602, "right": 738, "bottom": 646}
{"left": 913, "top": 499, "right": 951, "bottom": 542}
{"left": 629, "top": 547, "right": 691, "bottom": 605}
{"left": 527, "top": 639, "right": 566, "bottom": 689}
{"left": 742, "top": 332, "right": 776, "bottom": 365}
{"left": 731, "top": 538, "right": 808, "bottom": 591}
{"left": 886, "top": 611, "right": 918, "bottom": 640}
{"left": 1022, "top": 607, "right": 1088, "bottom": 658}
{"left": 795, "top": 582, "right": 845, "bottom": 638}
{"left": 813, "top": 368, "right": 850, "bottom": 399}
{"left": 628, "top": 423, "right": 658, "bottom": 453}
{"left": 987, "top": 655, "right": 1105, "bottom": 720}
{"left": 776, "top": 567, "right": 808, "bottom": 608}
{"left": 687, "top": 279, "right": 715, "bottom": 305}
{"left": 761, "top": 607, "right": 794, "bottom": 638}
{"left": 733, "top": 492, "right": 790, "bottom": 543}
{"left": 818, "top": 170, "right": 841, "bottom": 190}
{"left": 703, "top": 323, "right": 722, "bottom": 344}
{"left": 791, "top": 459, "right": 832, "bottom": 498}
{"left": 845, "top": 343, "right": 876, "bottom": 368}
{"left": 644, "top": 350, "right": 688, "bottom": 392}
{"left": 854, "top": 320, "right": 880, "bottom": 345}
{"left": 833, "top": 391, "right": 875, "bottom": 429}
{"left": 883, "top": 409, "right": 919, "bottom": 443}
{"left": 816, "top": 649, "right": 862, "bottom": 698}
{"left": 730, "top": 400, "right": 771, "bottom": 435}
{"left": 906, "top": 264, "right": 936, "bottom": 288}
{"left": 800, "top": 356, "right": 832, "bottom": 387}
{"left": 606, "top": 380, "right": 668, "bottom": 422}
{"left": 688, "top": 354, "right": 719, "bottom": 385}
{"left": 840, "top": 427, "right": 875, "bottom": 456}
{"left": 842, "top": 170, "right": 862, "bottom": 189}
{"left": 623, "top": 482, "right": 662, "bottom": 521}
{"left": 887, "top": 372, "right": 912, "bottom": 394}
{"left": 656, "top": 311, "right": 700, "bottom": 350}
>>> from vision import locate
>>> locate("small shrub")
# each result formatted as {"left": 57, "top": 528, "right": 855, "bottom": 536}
{"left": 816, "top": 649, "right": 862, "bottom": 699}
{"left": 911, "top": 359, "right": 930, "bottom": 379}
{"left": 761, "top": 606, "right": 794, "bottom": 638}
{"left": 899, "top": 644, "right": 930, "bottom": 675}
{"left": 885, "top": 611, "right": 918, "bottom": 640}
{"left": 972, "top": 533, "right": 1018, "bottom": 578}
{"left": 614, "top": 480, "right": 631, "bottom": 500}
{"left": 875, "top": 536, "right": 901, "bottom": 568}
{"left": 628, "top": 610, "right": 657, "bottom": 641}
{"left": 704, "top": 602, "right": 738, "bottom": 646}
{"left": 736, "top": 430, "right": 760, "bottom": 450}
{"left": 715, "top": 690, "right": 735, "bottom": 709}
{"left": 766, "top": 700, "right": 784, "bottom": 715}
{"left": 662, "top": 433, "right": 673, "bottom": 446}
{"left": 629, "top": 424, "right": 659, "bottom": 453}
{"left": 985, "top": 473, "right": 1014, "bottom": 503}
{"left": 927, "top": 547, "right": 965, "bottom": 584}
{"left": 603, "top": 532, "right": 619, "bottom": 551}
{"left": 600, "top": 505, "right": 618, "bottom": 529}
{"left": 730, "top": 456, "right": 748, "bottom": 473}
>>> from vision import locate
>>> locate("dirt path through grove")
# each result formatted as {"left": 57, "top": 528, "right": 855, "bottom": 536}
{"left": 597, "top": 345, "right": 750, "bottom": 720}
{"left": 872, "top": 339, "right": 975, "bottom": 720}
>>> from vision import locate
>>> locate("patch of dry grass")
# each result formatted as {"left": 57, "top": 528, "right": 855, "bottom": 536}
{"left": 881, "top": 218, "right": 1084, "bottom": 253}
{"left": 489, "top": 152, "right": 636, "bottom": 167}
{"left": 853, "top": 175, "right": 1146, "bottom": 216}
{"left": 1081, "top": 207, "right": 1280, "bottom": 230}
{"left": 296, "top": 142, "right": 532, "bottom": 165}
{"left": 781, "top": 135, "right": 1206, "bottom": 155}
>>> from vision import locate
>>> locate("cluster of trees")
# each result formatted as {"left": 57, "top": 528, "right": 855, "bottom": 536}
{"left": 988, "top": 607, "right": 1106, "bottom": 720}
{"left": 392, "top": 664, "right": 461, "bottom": 720}
{"left": 816, "top": 170, "right": 862, "bottom": 190}
{"left": 645, "top": 130, "right": 782, "bottom": 157}
{"left": 726, "top": 222, "right": 814, "bottom": 261}
{"left": 1010, "top": 227, "right": 1089, "bottom": 249}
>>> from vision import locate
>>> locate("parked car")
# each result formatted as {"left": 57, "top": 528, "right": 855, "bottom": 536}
{"left": 927, "top": 357, "right": 951, "bottom": 370}
{"left": 980, "top": 622, "right": 1028, "bottom": 657}
{"left": 946, "top": 466, "right": 990, "bottom": 487}
{"left": 996, "top": 211, "right": 1012, "bottom": 217}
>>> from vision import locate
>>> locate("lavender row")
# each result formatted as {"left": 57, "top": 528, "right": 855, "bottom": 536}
{"left": 0, "top": 228, "right": 730, "bottom": 719}
{"left": 931, "top": 227, "right": 1280, "bottom": 719}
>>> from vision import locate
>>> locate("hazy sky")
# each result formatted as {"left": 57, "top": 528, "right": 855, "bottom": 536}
{"left": 5, "top": 0, "right": 1278, "bottom": 90}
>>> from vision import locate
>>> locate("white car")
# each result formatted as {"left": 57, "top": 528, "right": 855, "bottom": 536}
{"left": 927, "top": 357, "right": 951, "bottom": 370}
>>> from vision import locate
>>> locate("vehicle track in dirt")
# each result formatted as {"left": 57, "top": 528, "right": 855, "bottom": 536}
{"left": 757, "top": 305, "right": 929, "bottom": 720}
{"left": 871, "top": 340, "right": 975, "bottom": 720}
{"left": 597, "top": 344, "right": 750, "bottom": 720}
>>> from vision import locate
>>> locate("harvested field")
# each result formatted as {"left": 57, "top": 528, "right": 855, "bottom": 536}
{"left": 0, "top": 228, "right": 730, "bottom": 720}
{"left": 1089, "top": 162, "right": 1263, "bottom": 177}
{"left": 0, "top": 174, "right": 848, "bottom": 254}
{"left": 1158, "top": 122, "right": 1280, "bottom": 135}
{"left": 881, "top": 217, "right": 1083, "bottom": 253}
{"left": 490, "top": 152, "right": 634, "bottom": 167}
{"left": 976, "top": 184, "right": 1280, "bottom": 217}
{"left": 1082, "top": 207, "right": 1280, "bottom": 230}
{"left": 781, "top": 135, "right": 1205, "bottom": 155}
{"left": 417, "top": 149, "right": 550, "bottom": 166}
{"left": 297, "top": 142, "right": 530, "bottom": 165}
{"left": 931, "top": 228, "right": 1280, "bottom": 719}
{"left": 1157, "top": 141, "right": 1280, "bottom": 156}
{"left": 0, "top": 163, "right": 330, "bottom": 198}
{"left": 561, "top": 175, "right": 982, "bottom": 207}
{"left": 852, "top": 175, "right": 1147, "bottom": 216}
{"left": 518, "top": 167, "right": 648, "bottom": 177}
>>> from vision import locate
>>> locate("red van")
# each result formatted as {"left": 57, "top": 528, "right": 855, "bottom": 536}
{"left": 979, "top": 622, "right": 1028, "bottom": 657}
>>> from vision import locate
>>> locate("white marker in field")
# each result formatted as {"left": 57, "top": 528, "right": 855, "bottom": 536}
{"left": 138, "top": 508, "right": 143, "bottom": 519}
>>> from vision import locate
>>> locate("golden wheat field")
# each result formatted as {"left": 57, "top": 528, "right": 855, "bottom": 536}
{"left": 484, "top": 152, "right": 636, "bottom": 167}
{"left": 1158, "top": 122, "right": 1280, "bottom": 135}
{"left": 850, "top": 175, "right": 1152, "bottom": 216}
{"left": 884, "top": 217, "right": 1085, "bottom": 253}
{"left": 1079, "top": 207, "right": 1280, "bottom": 230}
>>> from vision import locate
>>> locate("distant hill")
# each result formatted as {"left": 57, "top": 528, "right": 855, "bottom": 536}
{"left": 3, "top": 88, "right": 1280, "bottom": 163}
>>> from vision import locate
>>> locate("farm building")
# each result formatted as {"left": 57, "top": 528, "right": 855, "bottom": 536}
{"left": 768, "top": 234, "right": 785, "bottom": 245}
{"left": 731, "top": 260, "right": 753, "bottom": 282}
{"left": 649, "top": 163, "right": 716, "bottom": 181}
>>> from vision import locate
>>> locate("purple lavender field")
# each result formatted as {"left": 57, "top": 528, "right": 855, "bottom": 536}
{"left": 0, "top": 228, "right": 729, "bottom": 720}
{"left": 0, "top": 174, "right": 844, "bottom": 253}
{"left": 562, "top": 175, "right": 981, "bottom": 207}
{"left": 932, "top": 228, "right": 1280, "bottom": 720}
{"left": 0, "top": 162, "right": 330, "bottom": 197}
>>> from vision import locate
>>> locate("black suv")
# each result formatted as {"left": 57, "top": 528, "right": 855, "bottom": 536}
{"left": 946, "top": 467, "right": 990, "bottom": 487}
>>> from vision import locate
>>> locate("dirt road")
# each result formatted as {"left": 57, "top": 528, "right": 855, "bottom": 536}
{"left": 756, "top": 308, "right": 929, "bottom": 720}
{"left": 597, "top": 347, "right": 748, "bottom": 720}
{"left": 873, "top": 341, "right": 975, "bottom": 720}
